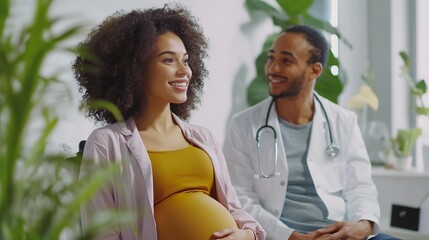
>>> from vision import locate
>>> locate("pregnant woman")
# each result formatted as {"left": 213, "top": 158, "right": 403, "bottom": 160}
{"left": 73, "top": 4, "right": 265, "bottom": 240}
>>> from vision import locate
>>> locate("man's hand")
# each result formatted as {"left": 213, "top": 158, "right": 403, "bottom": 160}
{"left": 289, "top": 231, "right": 331, "bottom": 240}
{"left": 210, "top": 228, "right": 256, "bottom": 240}
{"left": 288, "top": 221, "right": 373, "bottom": 240}
{"left": 313, "top": 220, "right": 373, "bottom": 240}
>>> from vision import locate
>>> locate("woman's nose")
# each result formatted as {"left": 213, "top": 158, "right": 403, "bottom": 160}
{"left": 177, "top": 62, "right": 191, "bottom": 77}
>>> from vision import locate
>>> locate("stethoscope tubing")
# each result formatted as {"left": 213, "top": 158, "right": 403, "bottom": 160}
{"left": 254, "top": 93, "right": 339, "bottom": 178}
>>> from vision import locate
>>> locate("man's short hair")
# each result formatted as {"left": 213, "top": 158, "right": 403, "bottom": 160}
{"left": 285, "top": 25, "right": 329, "bottom": 67}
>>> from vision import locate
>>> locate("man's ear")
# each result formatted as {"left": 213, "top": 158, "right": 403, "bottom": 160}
{"left": 310, "top": 62, "right": 323, "bottom": 79}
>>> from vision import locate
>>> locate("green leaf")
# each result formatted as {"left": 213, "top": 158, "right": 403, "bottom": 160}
{"left": 0, "top": 0, "right": 103, "bottom": 238}
{"left": 399, "top": 51, "right": 410, "bottom": 69}
{"left": 277, "top": 0, "right": 313, "bottom": 18}
{"left": 246, "top": 0, "right": 287, "bottom": 22}
{"left": 85, "top": 99, "right": 124, "bottom": 123}
{"left": 26, "top": 109, "right": 58, "bottom": 165}
{"left": 50, "top": 24, "right": 83, "bottom": 45}
{"left": 315, "top": 50, "right": 345, "bottom": 103}
{"left": 416, "top": 107, "right": 429, "bottom": 116}
{"left": 0, "top": 0, "right": 9, "bottom": 37}
{"left": 47, "top": 164, "right": 121, "bottom": 239}
{"left": 392, "top": 128, "right": 422, "bottom": 156}
{"left": 246, "top": 33, "right": 278, "bottom": 106}
{"left": 247, "top": 76, "right": 269, "bottom": 106}
{"left": 361, "top": 64, "right": 376, "bottom": 88}
{"left": 78, "top": 210, "right": 135, "bottom": 240}
{"left": 415, "top": 79, "right": 427, "bottom": 94}
{"left": 255, "top": 33, "right": 278, "bottom": 76}
{"left": 301, "top": 14, "right": 352, "bottom": 49}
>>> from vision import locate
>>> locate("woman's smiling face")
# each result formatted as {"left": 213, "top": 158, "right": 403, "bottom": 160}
{"left": 145, "top": 31, "right": 192, "bottom": 106}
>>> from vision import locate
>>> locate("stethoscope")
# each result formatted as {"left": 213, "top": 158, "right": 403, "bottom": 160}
{"left": 255, "top": 93, "right": 340, "bottom": 178}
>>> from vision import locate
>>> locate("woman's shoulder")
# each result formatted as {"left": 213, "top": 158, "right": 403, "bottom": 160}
{"left": 183, "top": 121, "right": 212, "bottom": 136}
{"left": 179, "top": 120, "right": 216, "bottom": 144}
{"left": 86, "top": 122, "right": 123, "bottom": 143}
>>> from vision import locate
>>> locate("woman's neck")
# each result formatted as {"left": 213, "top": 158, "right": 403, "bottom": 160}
{"left": 136, "top": 102, "right": 189, "bottom": 151}
{"left": 135, "top": 103, "right": 175, "bottom": 132}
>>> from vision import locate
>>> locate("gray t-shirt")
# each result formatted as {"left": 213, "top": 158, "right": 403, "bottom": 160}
{"left": 278, "top": 117, "right": 334, "bottom": 233}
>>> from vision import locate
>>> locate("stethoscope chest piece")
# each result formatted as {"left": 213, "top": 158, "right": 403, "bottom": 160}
{"left": 326, "top": 143, "right": 340, "bottom": 158}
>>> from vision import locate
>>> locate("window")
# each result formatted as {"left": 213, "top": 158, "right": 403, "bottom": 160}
{"left": 416, "top": 0, "right": 429, "bottom": 162}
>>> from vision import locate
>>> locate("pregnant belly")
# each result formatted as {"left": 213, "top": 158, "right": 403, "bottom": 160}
{"left": 155, "top": 191, "right": 238, "bottom": 240}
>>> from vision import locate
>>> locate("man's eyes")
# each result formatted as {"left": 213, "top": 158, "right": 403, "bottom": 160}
{"left": 267, "top": 55, "right": 291, "bottom": 64}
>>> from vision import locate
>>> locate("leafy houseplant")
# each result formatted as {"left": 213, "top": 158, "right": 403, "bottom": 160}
{"left": 0, "top": 0, "right": 129, "bottom": 238}
{"left": 392, "top": 128, "right": 422, "bottom": 157}
{"left": 391, "top": 51, "right": 428, "bottom": 168}
{"left": 245, "top": 0, "right": 352, "bottom": 105}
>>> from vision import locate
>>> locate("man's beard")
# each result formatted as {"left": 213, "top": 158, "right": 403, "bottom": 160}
{"left": 269, "top": 73, "right": 306, "bottom": 99}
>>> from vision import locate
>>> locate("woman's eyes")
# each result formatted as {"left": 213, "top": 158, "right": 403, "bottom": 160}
{"left": 163, "top": 58, "right": 174, "bottom": 64}
{"left": 162, "top": 58, "right": 189, "bottom": 65}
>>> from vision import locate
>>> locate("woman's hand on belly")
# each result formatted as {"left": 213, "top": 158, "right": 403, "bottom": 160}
{"left": 210, "top": 228, "right": 256, "bottom": 240}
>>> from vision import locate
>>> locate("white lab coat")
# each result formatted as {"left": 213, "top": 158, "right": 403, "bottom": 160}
{"left": 223, "top": 94, "right": 380, "bottom": 240}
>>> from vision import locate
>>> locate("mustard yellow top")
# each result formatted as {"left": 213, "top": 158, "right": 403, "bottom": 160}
{"left": 148, "top": 145, "right": 237, "bottom": 240}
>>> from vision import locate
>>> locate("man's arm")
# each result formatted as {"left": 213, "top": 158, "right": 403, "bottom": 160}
{"left": 339, "top": 112, "right": 380, "bottom": 236}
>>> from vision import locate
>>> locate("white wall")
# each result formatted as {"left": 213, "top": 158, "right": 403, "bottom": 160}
{"left": 337, "top": 0, "right": 369, "bottom": 108}
{"left": 11, "top": 0, "right": 277, "bottom": 154}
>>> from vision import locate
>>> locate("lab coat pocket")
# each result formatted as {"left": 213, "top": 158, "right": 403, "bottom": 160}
{"left": 323, "top": 162, "right": 346, "bottom": 194}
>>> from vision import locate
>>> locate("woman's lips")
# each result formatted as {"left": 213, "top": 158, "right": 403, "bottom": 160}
{"left": 168, "top": 80, "right": 188, "bottom": 91}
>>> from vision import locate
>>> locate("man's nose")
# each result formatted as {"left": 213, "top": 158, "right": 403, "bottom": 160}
{"left": 267, "top": 61, "right": 281, "bottom": 73}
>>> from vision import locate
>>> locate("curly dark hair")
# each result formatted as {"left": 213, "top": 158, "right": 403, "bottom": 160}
{"left": 72, "top": 4, "right": 209, "bottom": 124}
{"left": 285, "top": 25, "right": 329, "bottom": 67}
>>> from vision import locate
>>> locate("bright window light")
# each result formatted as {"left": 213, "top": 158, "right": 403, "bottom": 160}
{"left": 330, "top": 65, "right": 339, "bottom": 76}
{"left": 330, "top": 0, "right": 338, "bottom": 27}
{"left": 330, "top": 0, "right": 339, "bottom": 59}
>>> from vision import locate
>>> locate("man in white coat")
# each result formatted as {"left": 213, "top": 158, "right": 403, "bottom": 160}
{"left": 224, "top": 25, "right": 399, "bottom": 240}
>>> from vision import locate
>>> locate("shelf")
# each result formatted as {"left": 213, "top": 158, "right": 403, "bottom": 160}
{"left": 382, "top": 226, "right": 429, "bottom": 240}
{"left": 372, "top": 167, "right": 429, "bottom": 178}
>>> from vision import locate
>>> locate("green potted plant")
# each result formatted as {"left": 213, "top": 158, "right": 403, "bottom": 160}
{"left": 391, "top": 51, "right": 428, "bottom": 170}
{"left": 0, "top": 0, "right": 130, "bottom": 238}
{"left": 245, "top": 0, "right": 352, "bottom": 105}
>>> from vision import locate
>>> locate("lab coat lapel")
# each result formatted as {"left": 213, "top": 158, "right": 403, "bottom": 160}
{"left": 308, "top": 96, "right": 330, "bottom": 162}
